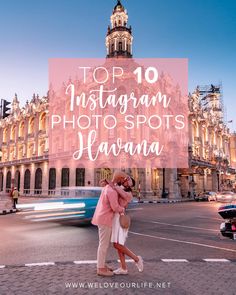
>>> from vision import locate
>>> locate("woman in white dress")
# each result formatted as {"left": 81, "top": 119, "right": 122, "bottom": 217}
{"left": 109, "top": 176, "right": 144, "bottom": 275}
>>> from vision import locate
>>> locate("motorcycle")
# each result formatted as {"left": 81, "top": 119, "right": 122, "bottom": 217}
{"left": 218, "top": 204, "right": 236, "bottom": 240}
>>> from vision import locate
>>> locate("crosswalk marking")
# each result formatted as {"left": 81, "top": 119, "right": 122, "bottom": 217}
{"left": 162, "top": 259, "right": 188, "bottom": 262}
{"left": 203, "top": 259, "right": 230, "bottom": 262}
{"left": 25, "top": 262, "right": 55, "bottom": 267}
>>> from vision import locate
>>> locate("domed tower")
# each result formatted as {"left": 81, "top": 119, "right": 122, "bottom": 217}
{"left": 106, "top": 0, "right": 133, "bottom": 58}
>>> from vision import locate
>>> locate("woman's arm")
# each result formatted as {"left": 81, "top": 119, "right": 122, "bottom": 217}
{"left": 108, "top": 182, "right": 133, "bottom": 203}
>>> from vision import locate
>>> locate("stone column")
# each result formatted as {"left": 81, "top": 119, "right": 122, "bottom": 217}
{"left": 42, "top": 162, "right": 49, "bottom": 195}
{"left": 30, "top": 164, "right": 36, "bottom": 195}
{"left": 144, "top": 167, "right": 153, "bottom": 197}
{"left": 203, "top": 169, "right": 207, "bottom": 191}
{"left": 212, "top": 170, "right": 218, "bottom": 192}
{"left": 11, "top": 166, "right": 15, "bottom": 187}
{"left": 70, "top": 166, "right": 76, "bottom": 187}
{"left": 85, "top": 168, "right": 95, "bottom": 186}
{"left": 34, "top": 115, "right": 39, "bottom": 156}
{"left": 166, "top": 169, "right": 180, "bottom": 199}
{"left": 56, "top": 167, "right": 62, "bottom": 189}
{"left": 15, "top": 122, "right": 19, "bottom": 160}
{"left": 20, "top": 166, "right": 24, "bottom": 195}
{"left": 2, "top": 167, "right": 7, "bottom": 194}
{"left": 138, "top": 168, "right": 146, "bottom": 197}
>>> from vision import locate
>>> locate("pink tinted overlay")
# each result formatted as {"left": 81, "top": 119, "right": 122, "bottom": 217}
{"left": 49, "top": 58, "right": 188, "bottom": 169}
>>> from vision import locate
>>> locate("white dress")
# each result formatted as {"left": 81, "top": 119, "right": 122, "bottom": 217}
{"left": 111, "top": 212, "right": 128, "bottom": 246}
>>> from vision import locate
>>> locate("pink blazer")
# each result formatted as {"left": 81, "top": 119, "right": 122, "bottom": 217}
{"left": 92, "top": 185, "right": 124, "bottom": 228}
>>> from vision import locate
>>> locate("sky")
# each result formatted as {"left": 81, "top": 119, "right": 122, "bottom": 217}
{"left": 0, "top": 0, "right": 235, "bottom": 130}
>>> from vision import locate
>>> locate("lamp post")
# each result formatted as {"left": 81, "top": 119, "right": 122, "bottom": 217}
{"left": 162, "top": 168, "right": 166, "bottom": 198}
{"left": 215, "top": 150, "right": 223, "bottom": 192}
{"left": 161, "top": 155, "right": 168, "bottom": 198}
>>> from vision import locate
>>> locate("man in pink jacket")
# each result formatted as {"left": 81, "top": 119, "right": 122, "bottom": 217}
{"left": 92, "top": 172, "right": 126, "bottom": 277}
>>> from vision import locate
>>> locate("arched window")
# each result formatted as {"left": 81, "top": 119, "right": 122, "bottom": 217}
{"left": 100, "top": 168, "right": 112, "bottom": 181}
{"left": 35, "top": 168, "right": 42, "bottom": 194}
{"left": 0, "top": 172, "right": 3, "bottom": 191}
{"left": 39, "top": 112, "right": 46, "bottom": 131}
{"left": 111, "top": 43, "right": 114, "bottom": 53}
{"left": 6, "top": 171, "right": 11, "bottom": 190}
{"left": 3, "top": 128, "right": 7, "bottom": 143}
{"left": 24, "top": 169, "right": 31, "bottom": 194}
{"left": 49, "top": 168, "right": 56, "bottom": 191}
{"left": 10, "top": 125, "right": 16, "bottom": 141}
{"left": 119, "top": 41, "right": 122, "bottom": 51}
{"left": 76, "top": 168, "right": 85, "bottom": 186}
{"left": 19, "top": 122, "right": 25, "bottom": 138}
{"left": 28, "top": 117, "right": 34, "bottom": 134}
{"left": 61, "top": 168, "right": 69, "bottom": 187}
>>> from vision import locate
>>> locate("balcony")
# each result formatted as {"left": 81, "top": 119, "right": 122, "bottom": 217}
{"left": 0, "top": 154, "right": 49, "bottom": 167}
{"left": 107, "top": 26, "right": 132, "bottom": 36}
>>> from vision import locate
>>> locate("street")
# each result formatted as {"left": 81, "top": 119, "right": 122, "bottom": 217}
{"left": 1, "top": 201, "right": 236, "bottom": 294}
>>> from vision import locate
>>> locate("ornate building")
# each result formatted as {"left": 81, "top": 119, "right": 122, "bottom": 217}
{"left": 178, "top": 85, "right": 235, "bottom": 196}
{"left": 0, "top": 94, "right": 49, "bottom": 194}
{"left": 0, "top": 1, "right": 235, "bottom": 198}
{"left": 230, "top": 133, "right": 236, "bottom": 191}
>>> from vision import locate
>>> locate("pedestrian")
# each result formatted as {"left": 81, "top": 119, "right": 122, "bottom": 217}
{"left": 109, "top": 176, "right": 144, "bottom": 275}
{"left": 12, "top": 187, "right": 20, "bottom": 209}
{"left": 92, "top": 171, "right": 127, "bottom": 277}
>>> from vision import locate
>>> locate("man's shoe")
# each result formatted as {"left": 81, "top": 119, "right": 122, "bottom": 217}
{"left": 135, "top": 256, "right": 144, "bottom": 272}
{"left": 113, "top": 268, "right": 128, "bottom": 275}
{"left": 106, "top": 265, "right": 113, "bottom": 271}
{"left": 97, "top": 269, "right": 114, "bottom": 277}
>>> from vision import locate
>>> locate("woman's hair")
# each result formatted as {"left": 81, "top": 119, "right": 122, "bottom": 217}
{"left": 130, "top": 177, "right": 135, "bottom": 187}
{"left": 124, "top": 177, "right": 136, "bottom": 192}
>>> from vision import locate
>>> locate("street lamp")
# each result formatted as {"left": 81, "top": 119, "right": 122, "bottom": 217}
{"left": 215, "top": 150, "right": 224, "bottom": 192}
{"left": 162, "top": 168, "right": 166, "bottom": 198}
{"left": 161, "top": 155, "right": 168, "bottom": 198}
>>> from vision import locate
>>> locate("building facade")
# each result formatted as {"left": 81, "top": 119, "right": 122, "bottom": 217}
{"left": 0, "top": 1, "right": 235, "bottom": 198}
{"left": 179, "top": 85, "right": 235, "bottom": 196}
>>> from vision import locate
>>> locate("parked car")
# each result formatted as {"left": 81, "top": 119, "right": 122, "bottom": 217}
{"left": 194, "top": 191, "right": 217, "bottom": 202}
{"left": 216, "top": 191, "right": 236, "bottom": 203}
{"left": 207, "top": 191, "right": 218, "bottom": 201}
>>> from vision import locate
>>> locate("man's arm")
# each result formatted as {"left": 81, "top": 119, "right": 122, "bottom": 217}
{"left": 112, "top": 186, "right": 132, "bottom": 203}
{"left": 107, "top": 188, "right": 124, "bottom": 213}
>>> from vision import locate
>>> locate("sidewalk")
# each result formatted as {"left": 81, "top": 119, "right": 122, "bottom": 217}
{"left": 0, "top": 259, "right": 235, "bottom": 295}
{"left": 0, "top": 195, "right": 16, "bottom": 215}
{"left": 138, "top": 197, "right": 194, "bottom": 204}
